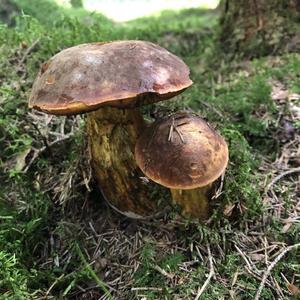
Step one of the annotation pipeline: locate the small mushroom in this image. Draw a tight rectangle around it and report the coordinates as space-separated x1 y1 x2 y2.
29 41 192 218
134 112 229 219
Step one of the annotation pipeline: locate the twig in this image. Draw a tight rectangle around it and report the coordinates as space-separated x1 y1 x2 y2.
194 245 214 300
168 117 175 142
131 287 163 291
212 172 225 199
45 274 64 297
198 100 224 118
266 167 300 192
235 245 254 271
271 276 285 299
174 126 185 143
23 134 73 172
75 243 116 300
28 119 53 157
235 244 274 289
17 38 40 68
152 265 174 280
254 243 300 300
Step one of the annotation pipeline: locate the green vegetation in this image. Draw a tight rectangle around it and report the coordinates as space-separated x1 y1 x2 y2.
0 1 299 299
11 0 111 26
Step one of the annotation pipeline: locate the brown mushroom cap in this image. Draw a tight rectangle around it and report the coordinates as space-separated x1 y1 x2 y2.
135 113 229 189
29 41 193 115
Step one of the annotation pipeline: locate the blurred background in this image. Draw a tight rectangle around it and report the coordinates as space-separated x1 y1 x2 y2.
57 0 219 21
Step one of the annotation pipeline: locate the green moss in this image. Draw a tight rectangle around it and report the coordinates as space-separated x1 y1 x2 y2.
0 2 299 299
0 251 34 299
11 0 112 26
133 244 185 298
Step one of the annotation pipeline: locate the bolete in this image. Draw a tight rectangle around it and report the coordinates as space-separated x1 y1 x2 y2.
134 112 228 219
29 41 192 218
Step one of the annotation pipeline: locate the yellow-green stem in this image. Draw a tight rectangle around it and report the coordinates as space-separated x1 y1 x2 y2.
171 184 213 220
87 106 166 218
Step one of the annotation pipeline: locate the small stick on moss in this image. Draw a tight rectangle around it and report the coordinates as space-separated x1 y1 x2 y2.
266 167 300 192
254 243 300 300
194 244 214 300
152 265 174 280
234 245 254 270
27 119 53 157
131 287 163 291
23 133 73 172
212 172 225 200
75 243 116 300
17 38 40 69
198 100 224 118
45 274 64 297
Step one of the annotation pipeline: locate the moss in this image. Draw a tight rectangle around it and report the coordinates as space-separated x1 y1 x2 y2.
11 0 112 26
0 2 299 299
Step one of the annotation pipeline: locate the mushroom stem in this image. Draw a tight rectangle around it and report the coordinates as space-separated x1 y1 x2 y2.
170 184 213 220
86 106 165 218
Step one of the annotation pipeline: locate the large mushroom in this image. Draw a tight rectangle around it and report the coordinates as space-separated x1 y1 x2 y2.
135 112 229 219
29 41 192 218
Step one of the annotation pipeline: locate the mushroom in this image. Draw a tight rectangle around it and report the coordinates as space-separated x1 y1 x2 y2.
29 41 192 218
134 112 229 219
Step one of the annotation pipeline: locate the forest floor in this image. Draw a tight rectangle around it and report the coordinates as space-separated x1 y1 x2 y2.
0 1 299 299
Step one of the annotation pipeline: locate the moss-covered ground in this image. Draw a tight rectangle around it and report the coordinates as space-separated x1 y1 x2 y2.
0 1 299 299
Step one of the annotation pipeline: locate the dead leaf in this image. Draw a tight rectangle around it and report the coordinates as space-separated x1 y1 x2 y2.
239 202 248 213
223 203 235 217
287 283 300 295
288 93 300 101
282 222 292 233
229 289 236 299
290 103 300 119
271 88 289 101
14 147 32 172
249 253 265 261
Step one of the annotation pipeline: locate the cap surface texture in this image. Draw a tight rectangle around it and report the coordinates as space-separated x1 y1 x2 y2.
29 41 193 115
135 113 229 189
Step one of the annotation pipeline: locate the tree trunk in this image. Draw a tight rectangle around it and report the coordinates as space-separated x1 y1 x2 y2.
220 0 300 57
